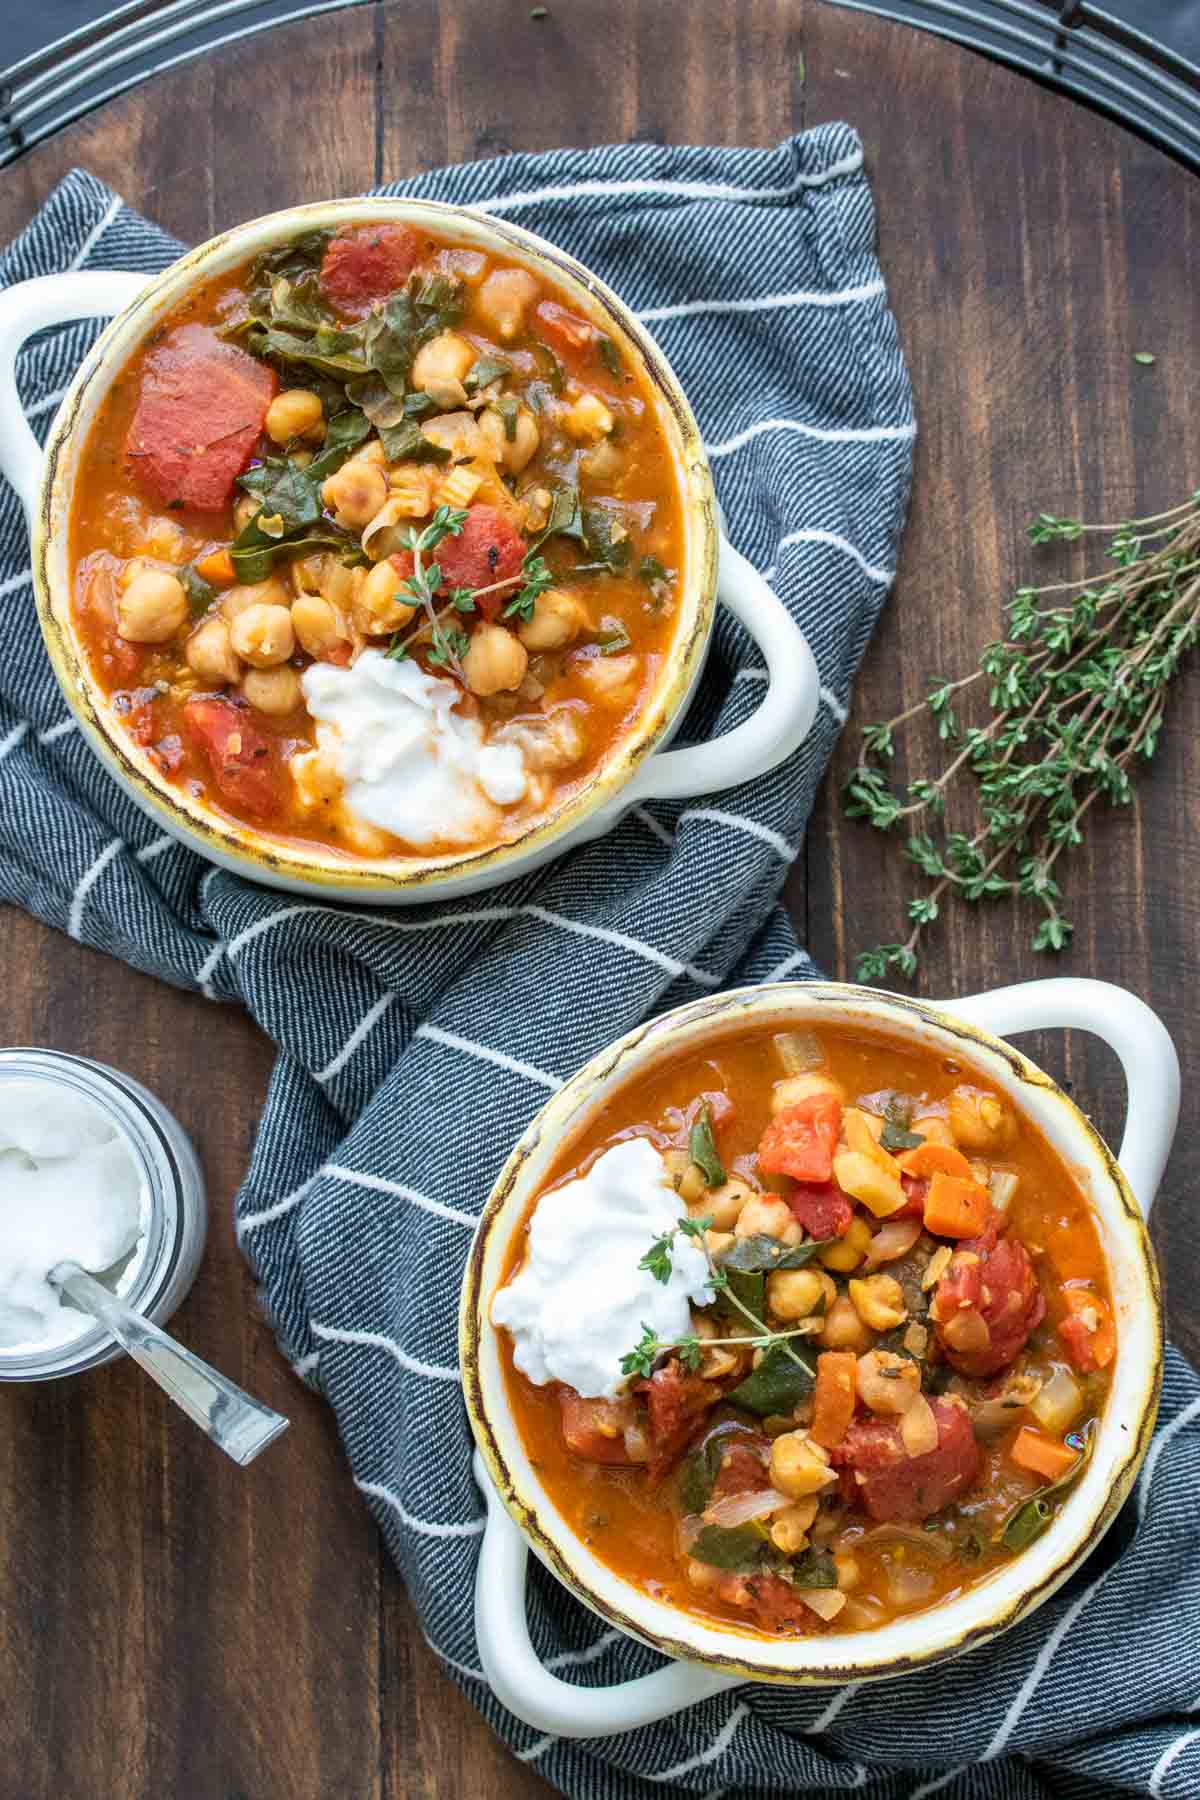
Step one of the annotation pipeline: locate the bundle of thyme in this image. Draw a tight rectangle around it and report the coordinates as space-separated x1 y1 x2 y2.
844 492 1200 981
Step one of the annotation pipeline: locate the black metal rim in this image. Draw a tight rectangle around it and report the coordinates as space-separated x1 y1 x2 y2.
2 0 1199 171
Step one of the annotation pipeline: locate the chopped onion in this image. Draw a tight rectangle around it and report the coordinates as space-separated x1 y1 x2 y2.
678 1514 704 1553
900 1393 939 1457
863 1218 923 1269
886 1564 936 1609
703 1488 789 1529
989 1170 1019 1212
859 1522 952 1561
941 1306 990 1354
773 1030 825 1075
1030 1366 1083 1435
970 1373 1041 1440
624 1419 651 1464
799 1588 847 1621
922 1245 952 1291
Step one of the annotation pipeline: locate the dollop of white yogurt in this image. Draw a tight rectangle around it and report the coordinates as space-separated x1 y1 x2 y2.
0 1081 147 1352
491 1138 714 1400
300 650 528 849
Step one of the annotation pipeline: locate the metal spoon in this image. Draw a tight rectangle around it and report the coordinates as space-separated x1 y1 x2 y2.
53 1262 289 1466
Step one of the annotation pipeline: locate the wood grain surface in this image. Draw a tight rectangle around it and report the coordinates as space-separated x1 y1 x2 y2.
1 3 1196 1794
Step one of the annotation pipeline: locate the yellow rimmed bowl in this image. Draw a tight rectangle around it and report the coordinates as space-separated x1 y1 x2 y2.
459 977 1174 1735
0 201 818 902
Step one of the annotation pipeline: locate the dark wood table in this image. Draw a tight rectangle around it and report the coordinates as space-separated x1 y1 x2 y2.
1 4 1197 1794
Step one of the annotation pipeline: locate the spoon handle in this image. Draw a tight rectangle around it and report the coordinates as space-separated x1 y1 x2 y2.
58 1265 289 1465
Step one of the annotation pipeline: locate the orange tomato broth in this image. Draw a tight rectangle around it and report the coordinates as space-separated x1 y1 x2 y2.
68 224 686 859
497 1022 1113 1639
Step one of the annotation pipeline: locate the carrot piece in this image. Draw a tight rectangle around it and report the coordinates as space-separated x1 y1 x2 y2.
194 547 235 586
811 1351 858 1449
897 1141 975 1181
1010 1425 1079 1482
922 1170 991 1238
1058 1288 1116 1371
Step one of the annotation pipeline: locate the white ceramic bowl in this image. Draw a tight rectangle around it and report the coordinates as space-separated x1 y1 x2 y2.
460 977 1176 1735
0 202 818 902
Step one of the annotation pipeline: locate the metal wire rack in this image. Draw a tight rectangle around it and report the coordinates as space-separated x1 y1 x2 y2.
2 0 1199 171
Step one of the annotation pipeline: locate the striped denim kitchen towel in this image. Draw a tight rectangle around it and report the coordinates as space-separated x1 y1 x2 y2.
2 129 1196 1800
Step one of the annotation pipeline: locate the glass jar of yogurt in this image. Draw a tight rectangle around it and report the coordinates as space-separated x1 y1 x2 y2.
0 1048 206 1381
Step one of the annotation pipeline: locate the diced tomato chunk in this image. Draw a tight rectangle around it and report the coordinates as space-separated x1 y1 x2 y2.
640 1358 719 1485
125 324 277 513
787 1181 853 1238
708 1438 771 1504
319 224 421 317
758 1094 842 1184
559 1390 637 1465
832 1398 979 1522
182 697 282 820
712 1568 819 1632
895 1174 928 1219
534 299 596 355
932 1221 1045 1379
1057 1288 1115 1372
389 505 526 615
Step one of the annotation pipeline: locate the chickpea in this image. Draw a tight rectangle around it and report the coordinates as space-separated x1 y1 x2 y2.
703 1228 735 1260
222 579 290 622
229 603 295 668
464 622 528 697
662 1146 707 1205
856 1349 921 1416
735 1194 802 1246
265 387 324 445
771 1071 847 1116
479 404 541 474
818 1216 874 1275
848 1273 907 1332
242 665 302 715
233 494 260 532
685 1558 723 1595
185 615 240 684
517 588 588 653
322 460 388 529
355 558 417 635
702 1177 755 1232
477 267 539 341
291 594 343 660
819 1294 873 1353
411 331 476 406
115 569 188 644
767 1267 836 1323
770 1498 819 1554
948 1085 1017 1153
355 438 389 468
770 1432 837 1500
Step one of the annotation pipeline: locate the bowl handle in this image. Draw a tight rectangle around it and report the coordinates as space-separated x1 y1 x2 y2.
936 977 1179 1219
471 1451 740 1736
618 536 820 806
0 271 149 526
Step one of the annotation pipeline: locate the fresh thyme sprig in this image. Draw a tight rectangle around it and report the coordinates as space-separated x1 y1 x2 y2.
844 493 1200 981
386 540 554 672
621 1214 819 1379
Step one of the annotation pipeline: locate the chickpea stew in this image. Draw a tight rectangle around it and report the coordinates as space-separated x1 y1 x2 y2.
69 222 687 860
492 1024 1114 1640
